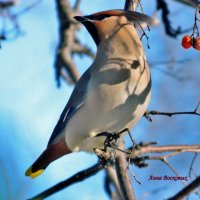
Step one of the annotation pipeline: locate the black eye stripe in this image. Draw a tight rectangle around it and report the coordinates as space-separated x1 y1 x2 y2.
84 14 111 21
81 21 100 46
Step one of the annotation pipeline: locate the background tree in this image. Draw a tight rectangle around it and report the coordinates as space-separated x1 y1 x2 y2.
0 0 200 199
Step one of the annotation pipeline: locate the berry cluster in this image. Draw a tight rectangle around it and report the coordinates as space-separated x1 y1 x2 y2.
181 5 200 51
182 35 200 50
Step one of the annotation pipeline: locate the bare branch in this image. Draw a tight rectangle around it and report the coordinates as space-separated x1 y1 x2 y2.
73 0 81 10
144 103 200 119
0 1 16 9
173 0 200 8
105 167 123 200
148 155 187 185
28 163 103 200
96 130 136 199
145 109 200 117
146 57 192 82
129 144 200 158
150 58 191 67
28 141 200 199
54 0 81 86
13 0 42 17
0 0 42 45
167 176 200 200
191 4 200 38
157 0 188 37
54 0 96 87
115 139 136 200
124 0 140 11
73 40 95 58
189 153 198 178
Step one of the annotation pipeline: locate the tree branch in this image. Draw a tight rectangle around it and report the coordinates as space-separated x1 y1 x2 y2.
54 0 94 87
28 142 200 199
124 0 140 11
0 1 16 9
105 167 123 200
167 176 200 200
115 139 136 200
173 0 200 8
54 0 80 86
28 163 103 200
129 144 200 158
157 0 185 37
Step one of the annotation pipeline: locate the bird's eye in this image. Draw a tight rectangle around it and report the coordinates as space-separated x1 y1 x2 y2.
85 14 110 21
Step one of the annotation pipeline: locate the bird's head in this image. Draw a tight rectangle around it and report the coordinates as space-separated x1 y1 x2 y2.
74 9 152 46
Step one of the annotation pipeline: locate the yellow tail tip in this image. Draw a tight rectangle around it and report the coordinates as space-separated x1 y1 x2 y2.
25 166 44 179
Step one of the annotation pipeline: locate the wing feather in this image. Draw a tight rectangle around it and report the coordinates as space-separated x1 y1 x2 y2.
47 69 91 146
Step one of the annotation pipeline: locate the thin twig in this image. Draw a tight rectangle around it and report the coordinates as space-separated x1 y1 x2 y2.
191 4 200 38
127 167 141 185
144 103 200 119
13 0 42 17
189 153 198 178
152 156 187 185
145 110 200 117
0 0 42 42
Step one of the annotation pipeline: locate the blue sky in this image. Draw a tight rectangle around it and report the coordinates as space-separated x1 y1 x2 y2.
0 0 200 200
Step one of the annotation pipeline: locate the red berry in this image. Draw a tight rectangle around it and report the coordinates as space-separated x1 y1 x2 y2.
194 37 200 50
181 35 192 49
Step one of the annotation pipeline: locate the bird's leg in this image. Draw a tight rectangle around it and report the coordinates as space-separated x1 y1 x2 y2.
95 128 134 160
94 131 117 167
96 131 113 137
117 128 136 147
143 111 153 122
94 131 124 167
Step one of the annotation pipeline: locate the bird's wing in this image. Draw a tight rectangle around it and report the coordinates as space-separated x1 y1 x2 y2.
47 69 91 146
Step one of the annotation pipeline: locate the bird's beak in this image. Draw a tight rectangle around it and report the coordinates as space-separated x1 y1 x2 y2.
74 16 88 22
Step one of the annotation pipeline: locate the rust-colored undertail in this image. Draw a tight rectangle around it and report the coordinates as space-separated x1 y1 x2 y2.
25 140 71 179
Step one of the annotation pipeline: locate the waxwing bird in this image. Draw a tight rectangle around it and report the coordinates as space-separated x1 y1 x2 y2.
25 9 152 179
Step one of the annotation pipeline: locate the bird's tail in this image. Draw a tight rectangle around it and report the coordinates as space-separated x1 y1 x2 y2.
25 140 71 179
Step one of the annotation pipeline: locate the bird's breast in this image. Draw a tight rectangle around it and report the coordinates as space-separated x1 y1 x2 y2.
87 59 151 130
64 59 151 152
